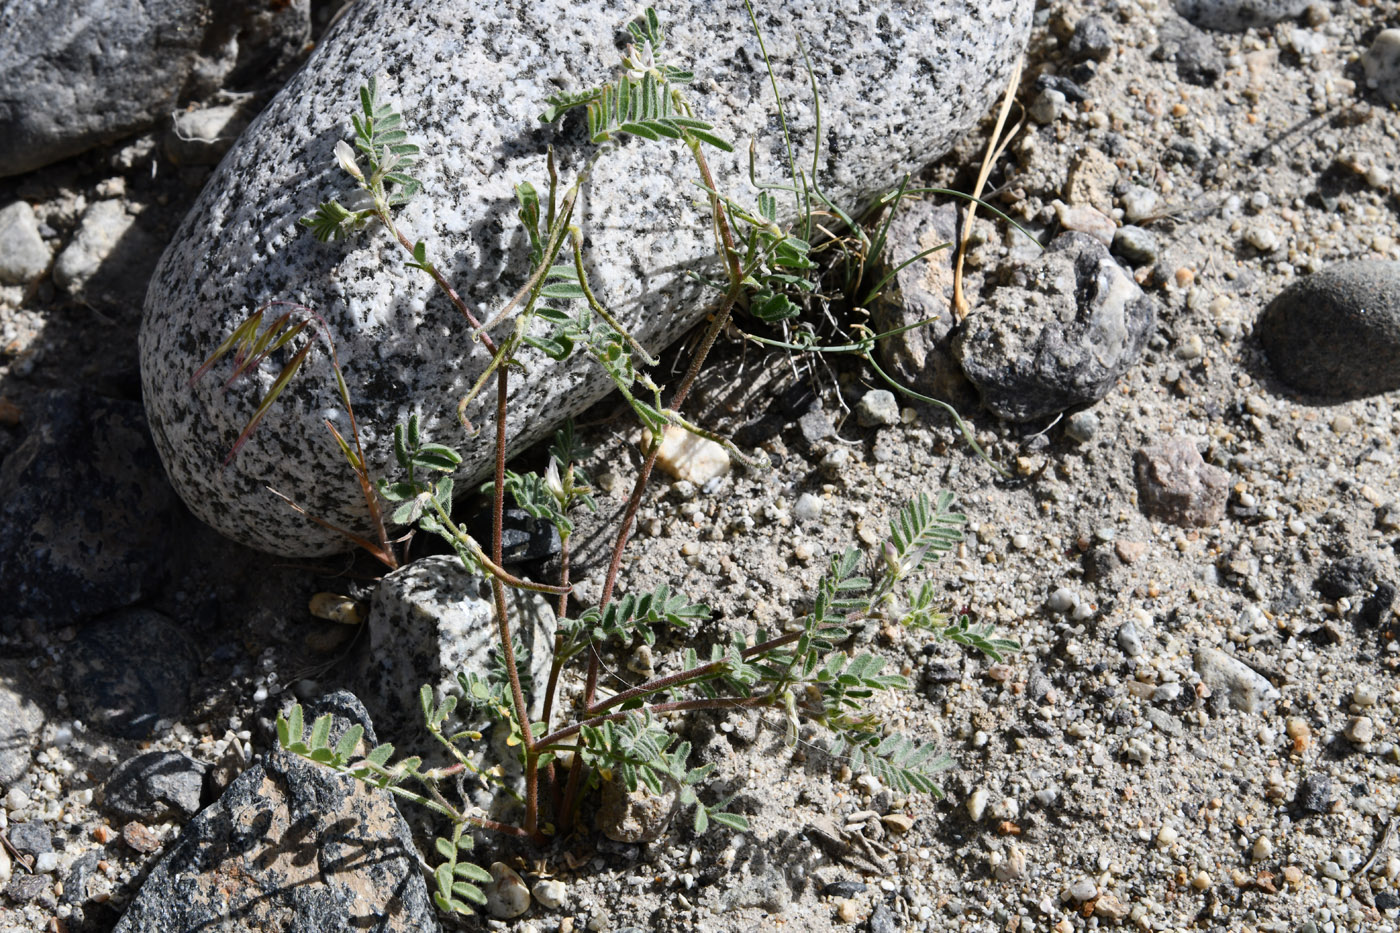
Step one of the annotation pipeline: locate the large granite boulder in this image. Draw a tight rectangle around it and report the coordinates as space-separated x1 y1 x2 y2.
141 0 1034 556
0 0 310 177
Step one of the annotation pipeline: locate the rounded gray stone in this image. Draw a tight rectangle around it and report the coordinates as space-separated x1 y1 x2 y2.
139 0 1034 557
101 751 209 822
0 202 51 284
1364 29 1400 106
1257 260 1400 398
1173 0 1311 32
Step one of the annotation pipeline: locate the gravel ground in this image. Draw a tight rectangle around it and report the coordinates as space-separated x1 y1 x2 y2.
2 1 1400 932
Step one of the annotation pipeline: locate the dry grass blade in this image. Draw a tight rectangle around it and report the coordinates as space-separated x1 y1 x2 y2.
953 54 1025 321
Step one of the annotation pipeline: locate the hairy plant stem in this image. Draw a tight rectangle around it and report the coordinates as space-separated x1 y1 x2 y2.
561 139 747 828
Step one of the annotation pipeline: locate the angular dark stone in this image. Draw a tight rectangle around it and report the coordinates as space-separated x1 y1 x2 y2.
1067 15 1114 62
8 820 52 856
1315 556 1378 600
869 902 900 933
112 692 439 933
102 751 209 822
824 880 868 898
954 233 1156 422
1154 17 1225 87
1296 773 1334 814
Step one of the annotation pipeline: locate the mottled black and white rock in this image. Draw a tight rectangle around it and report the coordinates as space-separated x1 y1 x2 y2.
1173 0 1310 32
358 556 556 738
113 692 439 933
139 0 1034 557
953 233 1156 422
1134 437 1229 527
1067 15 1114 63
0 391 179 635
0 0 310 177
101 752 208 822
1258 261 1400 398
1295 773 1334 814
0 202 51 284
0 663 46 785
1365 30 1400 106
63 610 200 739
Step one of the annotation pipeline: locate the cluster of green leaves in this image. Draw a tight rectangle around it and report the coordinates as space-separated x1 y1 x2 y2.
566 584 711 651
579 713 747 834
540 9 731 152
302 77 423 242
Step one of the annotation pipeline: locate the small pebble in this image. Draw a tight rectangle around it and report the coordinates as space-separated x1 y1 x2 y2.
856 390 899 427
1253 836 1274 861
967 788 989 822
533 878 568 910
1345 716 1375 745
1064 410 1099 443
793 492 823 523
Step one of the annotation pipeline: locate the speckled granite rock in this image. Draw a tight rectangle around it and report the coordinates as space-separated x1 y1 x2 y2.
1173 0 1311 33
140 0 1033 556
358 555 556 739
953 233 1157 422
113 691 438 933
0 0 310 177
1257 260 1400 398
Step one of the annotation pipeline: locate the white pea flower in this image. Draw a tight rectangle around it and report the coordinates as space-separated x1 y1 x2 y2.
544 458 567 504
334 139 364 181
622 40 656 80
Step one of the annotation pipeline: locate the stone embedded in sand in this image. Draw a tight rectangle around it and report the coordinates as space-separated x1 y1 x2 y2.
1133 437 1229 527
650 425 731 486
1257 260 1400 398
954 233 1157 422
139 0 1035 557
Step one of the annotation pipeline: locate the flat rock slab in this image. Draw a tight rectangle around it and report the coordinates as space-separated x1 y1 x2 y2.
113 692 438 933
140 0 1033 557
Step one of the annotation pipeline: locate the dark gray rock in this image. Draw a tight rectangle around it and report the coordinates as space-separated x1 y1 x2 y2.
63 609 199 739
1134 438 1229 527
0 391 180 635
953 233 1156 422
102 752 209 821
823 880 868 898
1154 17 1225 87
0 662 46 785
1173 0 1310 32
358 556 555 739
1067 15 1114 63
1295 773 1333 813
1257 261 1400 398
140 0 1035 557
9 821 52 857
112 691 439 933
868 902 900 933
1315 556 1378 600
0 201 51 284
0 0 311 177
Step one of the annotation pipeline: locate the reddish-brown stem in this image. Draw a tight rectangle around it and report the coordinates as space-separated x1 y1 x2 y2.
466 814 534 838
584 141 744 712
382 215 499 356
540 695 774 750
487 366 538 836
